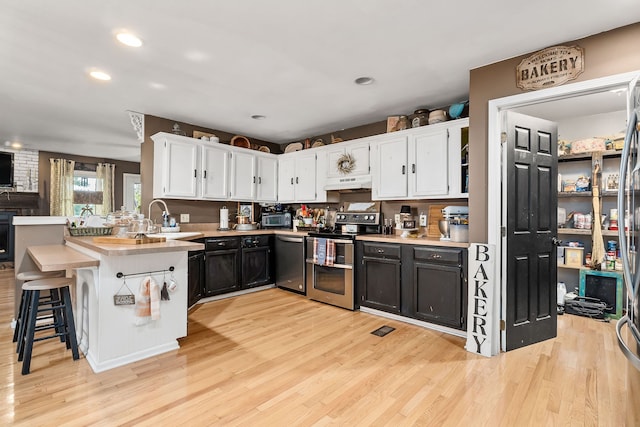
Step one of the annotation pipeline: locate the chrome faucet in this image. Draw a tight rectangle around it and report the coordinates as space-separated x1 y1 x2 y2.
148 199 170 223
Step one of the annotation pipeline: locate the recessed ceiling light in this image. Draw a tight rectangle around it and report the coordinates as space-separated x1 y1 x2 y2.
251 115 266 120
354 76 374 85
116 31 143 47
89 70 111 81
9 141 22 149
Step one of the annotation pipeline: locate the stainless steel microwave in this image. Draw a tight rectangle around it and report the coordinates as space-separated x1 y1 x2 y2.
261 212 292 229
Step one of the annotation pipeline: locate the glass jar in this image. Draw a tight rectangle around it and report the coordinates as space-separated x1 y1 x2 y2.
411 109 429 128
397 115 409 131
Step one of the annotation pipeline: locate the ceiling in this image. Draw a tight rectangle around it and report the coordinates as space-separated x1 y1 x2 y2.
1 1 639 163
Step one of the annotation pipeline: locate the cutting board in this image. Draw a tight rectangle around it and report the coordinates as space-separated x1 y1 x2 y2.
93 236 167 245
427 205 448 238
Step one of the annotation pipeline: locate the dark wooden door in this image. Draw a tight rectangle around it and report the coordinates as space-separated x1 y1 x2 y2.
188 251 204 306
204 248 240 296
241 245 272 289
413 262 464 329
362 256 402 313
505 111 558 351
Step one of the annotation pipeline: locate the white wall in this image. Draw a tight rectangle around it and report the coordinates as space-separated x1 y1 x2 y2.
558 110 626 142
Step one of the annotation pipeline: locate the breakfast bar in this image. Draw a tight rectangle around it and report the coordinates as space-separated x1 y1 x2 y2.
28 236 204 373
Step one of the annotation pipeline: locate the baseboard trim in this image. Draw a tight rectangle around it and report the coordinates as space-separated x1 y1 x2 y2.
359 306 467 339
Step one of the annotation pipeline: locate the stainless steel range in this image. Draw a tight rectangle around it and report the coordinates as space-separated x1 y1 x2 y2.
305 203 381 310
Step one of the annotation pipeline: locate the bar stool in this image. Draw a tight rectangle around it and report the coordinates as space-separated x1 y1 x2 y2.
13 270 65 345
18 277 79 375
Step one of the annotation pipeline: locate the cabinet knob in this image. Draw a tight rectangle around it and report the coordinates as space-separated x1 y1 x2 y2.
402 165 406 175
412 164 416 173
377 249 384 254
431 254 441 259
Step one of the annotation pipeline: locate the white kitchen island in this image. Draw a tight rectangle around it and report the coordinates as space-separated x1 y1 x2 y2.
55 236 203 373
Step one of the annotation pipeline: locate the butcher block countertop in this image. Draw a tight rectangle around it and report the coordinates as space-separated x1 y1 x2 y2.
27 244 101 271
162 223 469 248
355 234 470 248
65 235 204 256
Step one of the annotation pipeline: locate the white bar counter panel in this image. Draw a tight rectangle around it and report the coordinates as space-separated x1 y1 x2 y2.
65 236 204 373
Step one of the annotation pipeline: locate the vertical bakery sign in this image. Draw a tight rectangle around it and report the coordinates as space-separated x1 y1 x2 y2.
516 45 584 91
466 243 498 357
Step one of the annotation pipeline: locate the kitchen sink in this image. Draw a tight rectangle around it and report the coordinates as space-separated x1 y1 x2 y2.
151 232 202 240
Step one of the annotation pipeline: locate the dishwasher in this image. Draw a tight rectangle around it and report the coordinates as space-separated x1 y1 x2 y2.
275 235 305 294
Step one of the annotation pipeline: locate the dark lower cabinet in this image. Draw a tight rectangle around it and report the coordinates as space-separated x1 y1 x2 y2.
204 237 241 297
187 235 275 305
188 250 204 307
358 242 402 314
406 246 467 330
241 235 273 289
357 241 467 330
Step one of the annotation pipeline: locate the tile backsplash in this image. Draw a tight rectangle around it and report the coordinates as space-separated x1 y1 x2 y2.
0 148 38 192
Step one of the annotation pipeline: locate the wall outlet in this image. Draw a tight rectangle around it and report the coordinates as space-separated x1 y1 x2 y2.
180 213 190 223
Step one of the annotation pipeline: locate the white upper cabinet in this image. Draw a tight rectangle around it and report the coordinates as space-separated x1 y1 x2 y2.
408 129 448 197
229 149 257 201
152 132 278 202
371 118 468 200
152 135 199 199
326 141 370 178
201 144 230 199
278 150 320 203
373 135 408 199
256 153 278 202
152 119 468 204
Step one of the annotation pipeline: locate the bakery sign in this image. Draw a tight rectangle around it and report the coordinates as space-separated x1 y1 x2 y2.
516 45 584 91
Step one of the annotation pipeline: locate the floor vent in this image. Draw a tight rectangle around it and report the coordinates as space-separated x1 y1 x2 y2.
371 325 395 337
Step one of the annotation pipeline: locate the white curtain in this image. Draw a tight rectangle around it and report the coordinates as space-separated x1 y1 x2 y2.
49 158 75 216
96 163 115 215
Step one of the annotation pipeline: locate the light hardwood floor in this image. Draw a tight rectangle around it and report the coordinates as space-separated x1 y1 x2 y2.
0 269 635 426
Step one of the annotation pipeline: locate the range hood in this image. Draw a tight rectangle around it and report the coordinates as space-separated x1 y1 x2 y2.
324 174 372 191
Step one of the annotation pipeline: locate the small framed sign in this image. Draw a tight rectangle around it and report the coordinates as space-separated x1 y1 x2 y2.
114 294 135 305
516 45 584 91
403 220 416 229
114 280 136 305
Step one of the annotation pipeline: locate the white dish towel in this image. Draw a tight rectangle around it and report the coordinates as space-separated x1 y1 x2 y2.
134 276 160 326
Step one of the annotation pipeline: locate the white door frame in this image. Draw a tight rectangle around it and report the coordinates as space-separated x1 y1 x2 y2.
122 173 141 213
487 70 638 351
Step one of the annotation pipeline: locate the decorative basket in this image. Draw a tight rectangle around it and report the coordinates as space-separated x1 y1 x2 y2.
67 226 113 236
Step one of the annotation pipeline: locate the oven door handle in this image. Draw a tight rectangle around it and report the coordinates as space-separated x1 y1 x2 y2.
305 259 353 270
277 236 304 243
310 238 354 245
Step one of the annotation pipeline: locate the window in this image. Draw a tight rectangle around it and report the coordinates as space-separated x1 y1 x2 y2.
73 170 103 216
